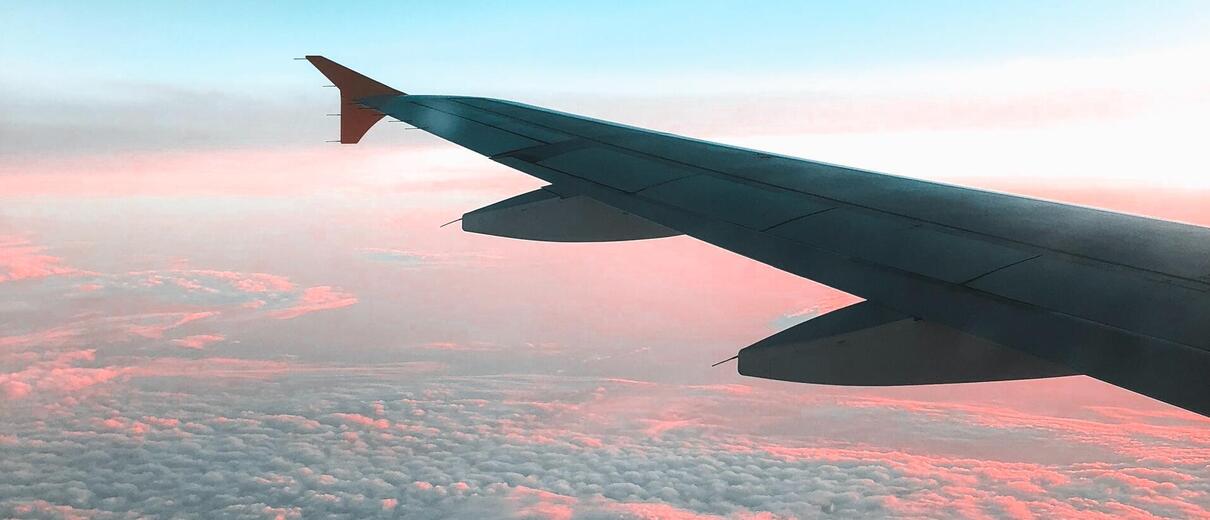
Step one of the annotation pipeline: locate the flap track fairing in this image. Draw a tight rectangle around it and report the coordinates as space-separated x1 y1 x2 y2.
462 187 681 242
738 301 1077 386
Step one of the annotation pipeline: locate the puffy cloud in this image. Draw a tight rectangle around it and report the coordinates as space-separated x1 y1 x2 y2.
1 370 1207 519
328 413 391 430
0 349 129 400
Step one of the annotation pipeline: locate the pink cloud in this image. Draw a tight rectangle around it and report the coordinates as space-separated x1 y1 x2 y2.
262 414 323 431
9 500 102 520
0 349 129 400
0 324 84 350
97 417 152 435
687 384 755 396
835 394 1210 464
486 374 1210 484
126 311 218 339
510 486 576 520
129 269 295 295
268 285 358 320
604 502 737 520
186 270 295 293
0 380 32 399
750 444 1208 518
0 263 364 365
330 413 391 430
0 348 307 403
0 235 81 282
572 435 604 448
643 417 703 438
0 311 223 352
170 334 225 350
140 416 181 428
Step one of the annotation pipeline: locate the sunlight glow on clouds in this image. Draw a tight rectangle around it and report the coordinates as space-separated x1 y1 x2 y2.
2 370 1207 518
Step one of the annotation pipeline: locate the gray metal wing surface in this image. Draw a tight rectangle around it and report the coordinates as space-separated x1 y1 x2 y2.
306 56 1210 418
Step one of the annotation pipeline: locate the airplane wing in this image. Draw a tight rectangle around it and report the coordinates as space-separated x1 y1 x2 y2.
305 56 1210 417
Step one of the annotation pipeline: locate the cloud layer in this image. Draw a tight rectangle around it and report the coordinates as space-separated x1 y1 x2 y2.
2 367 1208 519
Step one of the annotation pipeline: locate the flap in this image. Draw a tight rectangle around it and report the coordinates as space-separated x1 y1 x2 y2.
739 301 1077 386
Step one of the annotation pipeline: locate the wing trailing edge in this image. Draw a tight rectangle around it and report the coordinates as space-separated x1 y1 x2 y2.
739 301 1077 386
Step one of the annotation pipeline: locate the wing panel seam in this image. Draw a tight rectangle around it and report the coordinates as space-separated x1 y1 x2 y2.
392 99 569 145
450 98 1209 289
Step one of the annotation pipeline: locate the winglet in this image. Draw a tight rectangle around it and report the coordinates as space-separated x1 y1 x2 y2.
304 55 404 144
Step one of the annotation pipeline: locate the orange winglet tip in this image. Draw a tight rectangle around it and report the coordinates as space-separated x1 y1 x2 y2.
304 55 405 144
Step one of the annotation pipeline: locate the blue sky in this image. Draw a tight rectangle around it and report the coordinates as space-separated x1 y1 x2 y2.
5 1 1210 94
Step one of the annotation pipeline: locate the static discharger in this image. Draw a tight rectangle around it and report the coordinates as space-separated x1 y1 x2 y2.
711 354 739 367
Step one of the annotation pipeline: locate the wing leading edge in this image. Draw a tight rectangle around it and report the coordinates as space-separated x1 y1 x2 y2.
305 56 1210 418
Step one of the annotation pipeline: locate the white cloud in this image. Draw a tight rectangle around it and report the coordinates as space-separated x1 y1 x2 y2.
2 369 1207 519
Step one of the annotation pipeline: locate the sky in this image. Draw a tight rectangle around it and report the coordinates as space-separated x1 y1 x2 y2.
2 2 1210 519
